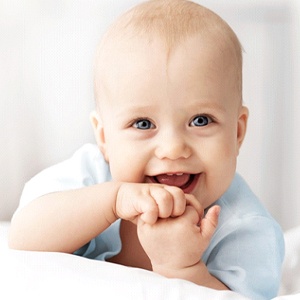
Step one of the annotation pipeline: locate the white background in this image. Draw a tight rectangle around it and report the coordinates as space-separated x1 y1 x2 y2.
0 0 299 230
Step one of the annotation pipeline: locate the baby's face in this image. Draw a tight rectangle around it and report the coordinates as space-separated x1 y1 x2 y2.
93 35 248 209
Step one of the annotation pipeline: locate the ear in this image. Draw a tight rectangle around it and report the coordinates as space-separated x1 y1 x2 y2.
90 111 109 162
236 106 249 155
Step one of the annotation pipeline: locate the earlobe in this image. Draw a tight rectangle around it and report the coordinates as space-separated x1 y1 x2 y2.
236 106 249 155
90 111 109 162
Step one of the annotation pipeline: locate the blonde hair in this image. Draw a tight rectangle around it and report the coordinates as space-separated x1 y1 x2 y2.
95 0 243 106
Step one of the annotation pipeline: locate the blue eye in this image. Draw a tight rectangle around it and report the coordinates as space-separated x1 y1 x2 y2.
190 115 212 127
133 119 154 130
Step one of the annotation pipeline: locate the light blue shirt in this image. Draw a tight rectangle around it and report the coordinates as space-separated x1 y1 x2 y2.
18 144 284 300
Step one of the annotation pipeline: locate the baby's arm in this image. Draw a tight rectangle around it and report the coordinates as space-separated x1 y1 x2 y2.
137 204 229 290
9 182 122 252
9 182 190 253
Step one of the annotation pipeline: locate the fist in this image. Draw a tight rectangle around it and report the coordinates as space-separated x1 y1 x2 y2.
115 183 201 224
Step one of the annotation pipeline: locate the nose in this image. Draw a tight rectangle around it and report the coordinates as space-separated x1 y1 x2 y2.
154 132 192 160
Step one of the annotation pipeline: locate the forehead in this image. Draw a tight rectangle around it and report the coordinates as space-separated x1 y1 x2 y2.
97 32 240 99
95 34 241 119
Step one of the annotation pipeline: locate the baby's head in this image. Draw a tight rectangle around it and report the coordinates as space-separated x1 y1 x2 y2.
92 0 248 208
94 0 243 112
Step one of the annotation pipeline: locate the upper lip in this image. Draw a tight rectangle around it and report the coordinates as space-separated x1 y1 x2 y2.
148 172 199 177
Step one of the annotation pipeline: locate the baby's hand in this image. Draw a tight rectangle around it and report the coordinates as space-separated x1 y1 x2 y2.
115 183 201 225
137 204 220 271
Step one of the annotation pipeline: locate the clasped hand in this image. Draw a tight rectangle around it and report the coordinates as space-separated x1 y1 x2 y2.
116 183 220 272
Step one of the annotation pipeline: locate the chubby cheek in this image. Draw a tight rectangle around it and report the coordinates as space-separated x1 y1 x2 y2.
204 130 238 167
205 145 236 183
105 140 147 183
199 137 238 206
105 147 130 181
216 138 237 180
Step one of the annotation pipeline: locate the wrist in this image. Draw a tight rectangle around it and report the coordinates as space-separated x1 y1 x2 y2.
98 181 122 224
152 261 228 290
152 260 204 282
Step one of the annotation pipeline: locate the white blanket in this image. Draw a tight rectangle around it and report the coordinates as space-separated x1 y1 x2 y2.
0 222 299 300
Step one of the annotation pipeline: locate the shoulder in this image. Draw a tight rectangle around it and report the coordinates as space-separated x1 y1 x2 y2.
216 173 272 219
27 143 111 187
213 173 284 249
203 174 285 298
67 143 111 182
17 144 111 210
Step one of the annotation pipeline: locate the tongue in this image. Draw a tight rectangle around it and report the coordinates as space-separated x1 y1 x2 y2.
155 174 190 187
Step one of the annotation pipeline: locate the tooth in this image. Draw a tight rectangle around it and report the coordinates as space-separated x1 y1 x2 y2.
176 173 183 176
166 173 174 176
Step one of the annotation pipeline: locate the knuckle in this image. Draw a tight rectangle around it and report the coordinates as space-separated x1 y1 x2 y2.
151 186 172 204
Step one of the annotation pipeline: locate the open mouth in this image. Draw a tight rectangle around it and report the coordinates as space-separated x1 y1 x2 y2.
149 173 200 193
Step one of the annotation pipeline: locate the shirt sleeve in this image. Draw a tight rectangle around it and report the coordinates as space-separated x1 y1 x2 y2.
15 144 111 213
15 143 120 260
205 215 285 300
74 219 122 261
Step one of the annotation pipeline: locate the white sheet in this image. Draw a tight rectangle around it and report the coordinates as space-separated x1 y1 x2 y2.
0 222 299 300
280 226 300 295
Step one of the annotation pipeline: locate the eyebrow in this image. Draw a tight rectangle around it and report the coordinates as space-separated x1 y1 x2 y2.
183 99 228 113
115 104 157 118
114 98 227 118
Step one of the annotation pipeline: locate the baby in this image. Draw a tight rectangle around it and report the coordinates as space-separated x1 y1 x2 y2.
9 1 284 299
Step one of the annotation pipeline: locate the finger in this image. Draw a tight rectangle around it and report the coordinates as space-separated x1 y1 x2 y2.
162 185 186 217
140 209 158 225
149 186 173 218
184 194 203 220
135 195 159 225
182 205 201 225
200 205 220 240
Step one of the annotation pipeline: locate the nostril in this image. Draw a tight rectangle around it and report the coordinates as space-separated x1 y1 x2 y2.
155 141 192 160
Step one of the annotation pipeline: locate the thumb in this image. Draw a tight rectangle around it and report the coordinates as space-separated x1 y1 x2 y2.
200 205 220 240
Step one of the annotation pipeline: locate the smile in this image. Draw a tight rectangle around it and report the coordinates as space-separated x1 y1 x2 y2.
149 173 200 194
